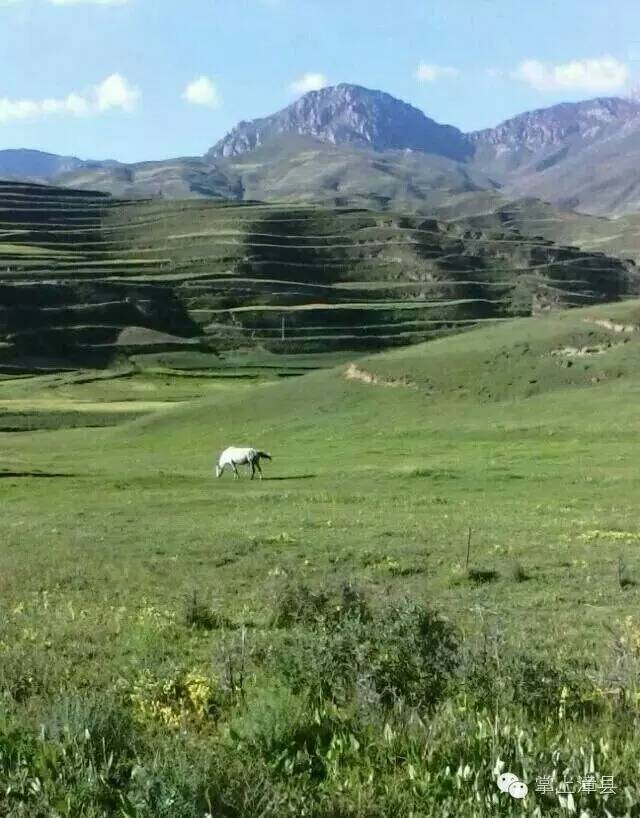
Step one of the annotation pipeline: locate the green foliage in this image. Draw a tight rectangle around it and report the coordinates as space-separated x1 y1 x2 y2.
183 590 233 631
275 596 459 711
0 610 638 817
270 580 332 628
271 580 372 629
466 567 499 584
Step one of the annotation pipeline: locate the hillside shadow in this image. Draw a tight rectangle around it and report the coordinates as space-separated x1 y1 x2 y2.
0 471 77 479
263 474 316 481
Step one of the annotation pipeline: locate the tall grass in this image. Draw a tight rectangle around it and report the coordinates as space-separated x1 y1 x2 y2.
0 583 638 816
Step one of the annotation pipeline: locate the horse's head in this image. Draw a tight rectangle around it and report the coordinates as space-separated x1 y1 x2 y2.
215 464 222 478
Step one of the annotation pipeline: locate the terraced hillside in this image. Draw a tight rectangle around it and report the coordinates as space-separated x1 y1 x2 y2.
0 180 637 371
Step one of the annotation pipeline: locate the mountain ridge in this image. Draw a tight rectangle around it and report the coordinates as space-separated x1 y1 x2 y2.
7 83 640 217
0 148 120 181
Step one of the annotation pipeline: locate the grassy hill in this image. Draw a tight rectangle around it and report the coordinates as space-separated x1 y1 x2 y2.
3 299 640 814
51 135 640 270
57 136 640 267
445 197 640 265
0 179 637 373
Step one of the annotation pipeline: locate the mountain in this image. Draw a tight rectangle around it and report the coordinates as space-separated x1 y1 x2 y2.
208 84 472 162
213 134 499 208
206 86 640 216
9 84 640 222
0 148 116 181
471 97 640 215
472 97 640 159
55 156 243 200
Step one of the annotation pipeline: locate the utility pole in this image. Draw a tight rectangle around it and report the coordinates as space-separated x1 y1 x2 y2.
281 316 285 341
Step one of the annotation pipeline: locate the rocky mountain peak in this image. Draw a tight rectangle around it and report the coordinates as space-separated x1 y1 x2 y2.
207 83 472 161
471 96 640 153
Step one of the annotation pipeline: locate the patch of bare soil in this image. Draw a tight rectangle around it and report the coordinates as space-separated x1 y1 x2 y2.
344 363 416 388
551 343 624 358
584 318 637 334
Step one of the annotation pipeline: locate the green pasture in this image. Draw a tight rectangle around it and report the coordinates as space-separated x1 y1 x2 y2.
3 300 640 816
3 300 640 647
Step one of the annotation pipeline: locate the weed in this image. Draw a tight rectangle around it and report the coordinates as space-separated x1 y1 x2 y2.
270 580 331 628
184 590 233 630
511 562 529 582
130 667 220 728
467 567 499 584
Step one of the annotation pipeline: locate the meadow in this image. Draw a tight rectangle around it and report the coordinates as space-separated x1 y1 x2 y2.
3 300 640 816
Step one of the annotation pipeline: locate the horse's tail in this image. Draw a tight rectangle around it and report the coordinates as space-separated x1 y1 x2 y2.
257 451 272 461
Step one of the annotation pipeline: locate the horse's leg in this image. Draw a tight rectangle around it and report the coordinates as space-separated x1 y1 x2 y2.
250 461 256 480
256 460 263 480
232 461 239 479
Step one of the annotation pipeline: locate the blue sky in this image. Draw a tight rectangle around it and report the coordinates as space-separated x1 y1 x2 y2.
1 0 640 162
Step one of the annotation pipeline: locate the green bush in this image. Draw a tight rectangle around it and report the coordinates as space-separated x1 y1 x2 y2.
270 580 331 628
275 600 460 711
270 580 371 629
369 603 460 708
463 644 605 720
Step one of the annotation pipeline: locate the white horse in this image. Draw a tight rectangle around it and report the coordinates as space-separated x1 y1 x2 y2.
215 446 272 480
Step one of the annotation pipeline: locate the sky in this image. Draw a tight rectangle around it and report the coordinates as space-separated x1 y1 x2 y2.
1 0 640 163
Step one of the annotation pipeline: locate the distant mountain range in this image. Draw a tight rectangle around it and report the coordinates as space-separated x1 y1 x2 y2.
0 148 118 179
5 84 640 216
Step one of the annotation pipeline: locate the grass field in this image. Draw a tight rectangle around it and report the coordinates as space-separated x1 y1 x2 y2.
2 299 640 815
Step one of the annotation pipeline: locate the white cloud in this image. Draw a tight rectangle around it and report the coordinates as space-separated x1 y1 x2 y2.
512 56 629 93
0 74 139 123
183 76 222 108
414 62 460 83
289 72 328 94
94 73 139 111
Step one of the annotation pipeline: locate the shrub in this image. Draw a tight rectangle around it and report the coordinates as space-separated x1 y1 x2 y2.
228 685 358 783
368 603 460 709
270 580 331 628
464 647 604 720
275 601 460 712
183 591 233 630
271 579 373 630
508 654 582 717
333 581 372 623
